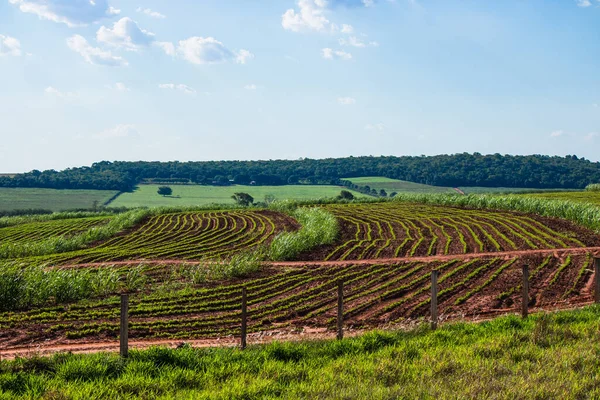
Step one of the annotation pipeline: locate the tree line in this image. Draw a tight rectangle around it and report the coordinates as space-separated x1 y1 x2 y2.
1 153 599 191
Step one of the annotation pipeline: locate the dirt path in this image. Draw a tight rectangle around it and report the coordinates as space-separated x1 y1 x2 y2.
55 246 600 269
2 301 595 360
0 327 365 360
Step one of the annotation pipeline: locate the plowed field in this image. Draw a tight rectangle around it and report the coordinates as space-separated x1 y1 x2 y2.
303 203 599 260
1 202 600 355
1 251 597 350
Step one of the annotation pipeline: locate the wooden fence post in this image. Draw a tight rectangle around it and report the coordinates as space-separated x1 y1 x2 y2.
241 287 247 350
120 294 129 358
595 258 600 304
522 265 529 319
431 270 438 330
337 281 344 340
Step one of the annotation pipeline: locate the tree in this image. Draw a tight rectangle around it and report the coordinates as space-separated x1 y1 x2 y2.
157 186 173 196
231 192 254 206
389 191 398 198
337 190 355 201
379 189 388 197
213 175 230 186
234 174 251 185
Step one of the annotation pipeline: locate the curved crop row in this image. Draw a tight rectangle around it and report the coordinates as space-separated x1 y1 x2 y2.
308 202 596 261
0 253 594 346
28 210 296 265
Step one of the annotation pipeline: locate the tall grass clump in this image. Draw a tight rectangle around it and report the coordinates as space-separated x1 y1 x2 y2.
389 193 600 233
0 208 151 260
585 183 600 192
182 251 265 283
0 264 121 311
269 207 339 261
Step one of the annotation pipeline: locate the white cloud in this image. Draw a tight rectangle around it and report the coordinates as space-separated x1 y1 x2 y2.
97 17 155 51
550 130 565 137
365 123 385 131
136 7 166 19
282 0 333 32
107 82 130 91
244 84 258 90
159 83 196 95
341 24 354 33
235 49 254 64
177 37 252 65
155 41 175 56
363 0 375 6
0 34 22 56
8 0 116 27
321 48 352 60
67 34 128 66
577 0 592 7
44 86 77 98
95 124 138 139
338 96 356 105
339 36 378 47
584 132 599 141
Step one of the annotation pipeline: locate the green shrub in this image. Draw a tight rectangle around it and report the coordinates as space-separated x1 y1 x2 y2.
585 183 600 192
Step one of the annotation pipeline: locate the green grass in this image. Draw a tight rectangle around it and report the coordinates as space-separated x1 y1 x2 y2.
0 188 118 212
3 306 600 399
520 191 600 206
109 184 364 208
345 177 455 194
460 187 571 194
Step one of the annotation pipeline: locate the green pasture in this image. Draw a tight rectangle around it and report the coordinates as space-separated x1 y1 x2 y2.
461 187 572 194
520 191 600 206
0 188 119 212
3 306 600 399
344 177 455 194
109 184 364 208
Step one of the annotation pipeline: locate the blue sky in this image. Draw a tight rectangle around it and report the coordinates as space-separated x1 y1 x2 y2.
0 0 599 172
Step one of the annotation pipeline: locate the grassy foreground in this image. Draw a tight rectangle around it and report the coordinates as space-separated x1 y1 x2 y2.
0 188 119 212
3 307 600 399
110 185 364 208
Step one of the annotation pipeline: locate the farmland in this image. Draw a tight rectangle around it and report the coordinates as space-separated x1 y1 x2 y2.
1 250 596 350
521 191 600 206
0 196 599 356
344 177 454 194
109 184 365 208
28 210 299 265
343 177 564 195
305 202 597 260
0 188 118 212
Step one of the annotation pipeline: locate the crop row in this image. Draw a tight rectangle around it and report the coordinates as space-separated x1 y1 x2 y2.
29 210 295 265
0 253 593 346
0 216 110 244
315 203 589 260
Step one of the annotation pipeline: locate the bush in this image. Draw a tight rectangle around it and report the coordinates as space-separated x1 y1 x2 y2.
585 184 600 192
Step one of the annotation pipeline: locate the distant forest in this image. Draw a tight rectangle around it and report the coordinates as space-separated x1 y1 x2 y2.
1 153 599 191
